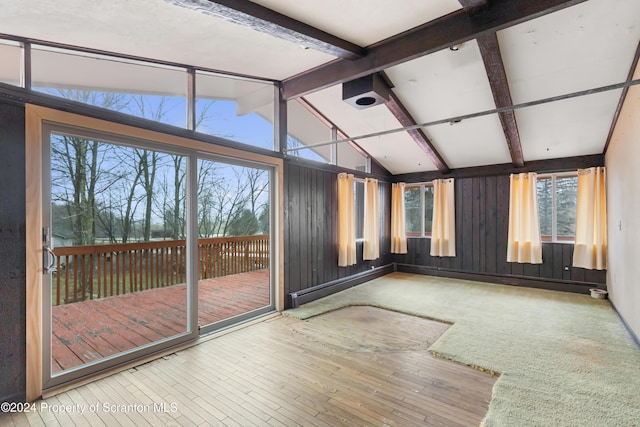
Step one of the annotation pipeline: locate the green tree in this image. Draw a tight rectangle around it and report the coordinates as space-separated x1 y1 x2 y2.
228 208 259 236
258 204 269 234
556 176 577 237
405 187 422 234
537 178 553 237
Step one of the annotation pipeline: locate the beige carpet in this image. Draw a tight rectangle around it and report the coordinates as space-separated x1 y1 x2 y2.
285 272 640 426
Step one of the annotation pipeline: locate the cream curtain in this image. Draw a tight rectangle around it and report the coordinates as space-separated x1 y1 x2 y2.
573 167 607 270
363 178 380 260
507 172 542 264
430 178 456 257
337 173 356 266
391 182 408 254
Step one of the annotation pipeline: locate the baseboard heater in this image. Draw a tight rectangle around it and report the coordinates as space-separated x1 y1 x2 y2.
395 263 607 294
289 264 394 308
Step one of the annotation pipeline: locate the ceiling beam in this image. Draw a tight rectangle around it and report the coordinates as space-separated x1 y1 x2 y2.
476 33 524 167
603 39 640 154
385 92 450 172
393 154 603 183
458 0 490 15
282 0 587 99
164 0 365 59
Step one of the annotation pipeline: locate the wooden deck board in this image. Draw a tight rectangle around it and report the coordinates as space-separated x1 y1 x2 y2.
50 269 270 373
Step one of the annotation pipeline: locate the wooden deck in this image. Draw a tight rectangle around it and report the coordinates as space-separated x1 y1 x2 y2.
51 269 270 373
7 306 496 426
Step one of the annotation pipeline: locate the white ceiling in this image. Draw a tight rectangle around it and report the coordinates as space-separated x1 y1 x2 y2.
386 39 513 169
1 0 639 175
253 0 463 47
0 0 334 80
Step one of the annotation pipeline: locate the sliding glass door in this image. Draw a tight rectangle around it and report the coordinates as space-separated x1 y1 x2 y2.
196 158 273 333
42 126 195 387
42 123 275 388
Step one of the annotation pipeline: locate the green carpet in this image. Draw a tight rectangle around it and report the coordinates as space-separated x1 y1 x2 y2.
285 272 640 426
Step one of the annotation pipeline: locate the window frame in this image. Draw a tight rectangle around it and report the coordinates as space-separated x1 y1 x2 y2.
404 182 434 238
537 171 578 244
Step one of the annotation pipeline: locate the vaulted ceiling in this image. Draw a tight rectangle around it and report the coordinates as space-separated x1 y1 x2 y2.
1 0 639 175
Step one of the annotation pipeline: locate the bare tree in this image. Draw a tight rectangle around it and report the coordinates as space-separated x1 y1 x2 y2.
246 168 269 216
137 149 160 241
48 89 130 246
173 156 185 239
50 135 113 245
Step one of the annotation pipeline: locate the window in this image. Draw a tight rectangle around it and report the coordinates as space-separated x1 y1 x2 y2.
32 46 188 128
285 100 370 172
286 99 332 163
196 71 276 150
537 172 577 242
337 137 369 172
0 40 22 87
404 183 434 237
4 39 277 150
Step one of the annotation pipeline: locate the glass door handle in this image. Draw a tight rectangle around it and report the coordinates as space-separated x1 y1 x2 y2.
43 246 57 274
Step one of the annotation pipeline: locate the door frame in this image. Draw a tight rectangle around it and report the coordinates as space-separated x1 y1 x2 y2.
25 104 284 400
195 154 277 335
41 123 201 390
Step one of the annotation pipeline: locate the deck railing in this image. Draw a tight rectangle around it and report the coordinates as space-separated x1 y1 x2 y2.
51 235 269 305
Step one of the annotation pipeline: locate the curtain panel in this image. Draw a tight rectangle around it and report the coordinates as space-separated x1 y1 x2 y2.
507 172 542 264
391 182 407 254
573 167 607 270
430 178 456 257
363 178 380 260
337 173 356 266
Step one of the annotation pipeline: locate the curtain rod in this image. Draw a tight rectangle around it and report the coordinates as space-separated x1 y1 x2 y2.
284 78 640 153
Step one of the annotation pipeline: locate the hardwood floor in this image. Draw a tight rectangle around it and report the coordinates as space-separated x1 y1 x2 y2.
4 306 496 426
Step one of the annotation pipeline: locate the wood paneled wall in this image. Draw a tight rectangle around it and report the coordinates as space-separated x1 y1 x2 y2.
393 175 606 288
283 161 392 307
0 101 26 403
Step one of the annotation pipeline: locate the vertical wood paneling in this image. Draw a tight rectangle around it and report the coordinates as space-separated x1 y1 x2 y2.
0 102 26 403
453 180 464 271
571 264 585 283
562 245 572 281
495 175 511 275
511 261 524 276
478 177 486 272
325 171 337 281
302 166 311 287
393 174 605 288
313 169 324 285
485 176 497 274
461 179 473 272
283 162 392 305
472 177 481 272
288 164 301 293
553 244 564 280
540 244 554 278
523 262 540 278
584 269 606 284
